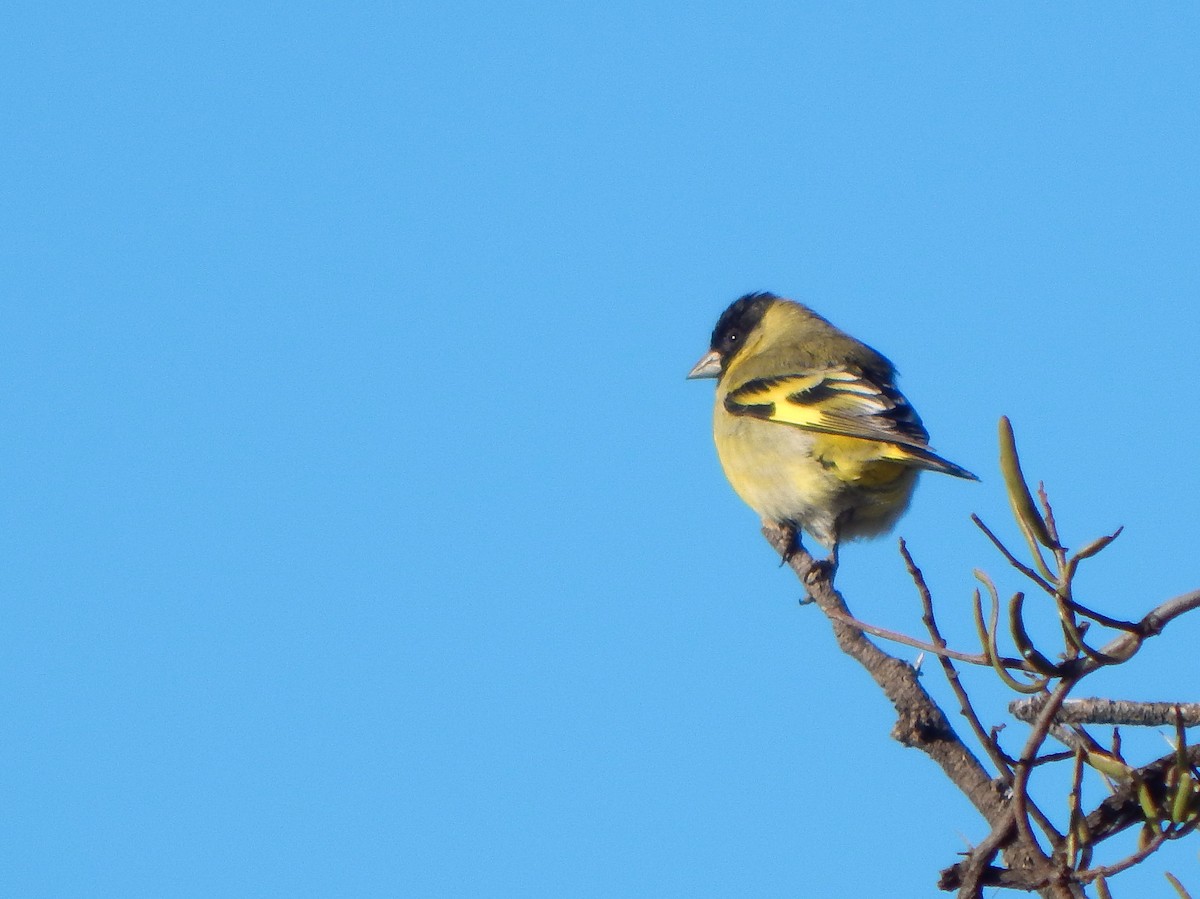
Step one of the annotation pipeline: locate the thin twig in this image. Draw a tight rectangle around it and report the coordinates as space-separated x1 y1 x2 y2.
972 514 1057 596
820 606 1025 669
1078 590 1200 673
1013 680 1077 860
1032 750 1077 766
1061 598 1138 633
902 540 1014 780
1037 483 1061 547
1077 829 1168 883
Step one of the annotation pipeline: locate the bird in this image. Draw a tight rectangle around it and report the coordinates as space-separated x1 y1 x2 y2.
687 291 977 568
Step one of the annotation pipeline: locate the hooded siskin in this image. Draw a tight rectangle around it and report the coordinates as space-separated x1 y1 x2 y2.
688 292 976 558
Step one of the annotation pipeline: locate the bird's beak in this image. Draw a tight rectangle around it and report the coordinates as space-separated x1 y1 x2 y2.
686 349 723 380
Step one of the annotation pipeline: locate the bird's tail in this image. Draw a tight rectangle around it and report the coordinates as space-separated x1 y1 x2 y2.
901 445 978 481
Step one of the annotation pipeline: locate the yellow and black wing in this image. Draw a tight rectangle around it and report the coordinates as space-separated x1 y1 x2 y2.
724 369 977 480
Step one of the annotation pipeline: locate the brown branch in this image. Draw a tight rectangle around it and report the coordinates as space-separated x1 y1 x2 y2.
1082 744 1200 845
1076 589 1200 673
1011 680 1077 863
764 526 1001 813
821 606 1026 669
762 525 1059 895
1077 830 1168 884
1060 598 1137 633
971 514 1057 596
1011 698 1200 728
904 540 1015 780
769 521 1200 897
939 820 1012 894
908 545 1066 855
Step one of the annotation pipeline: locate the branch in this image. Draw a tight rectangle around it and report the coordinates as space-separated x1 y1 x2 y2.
821 606 1025 669
939 739 1200 892
904 540 1015 779
971 514 1056 596
1010 698 1200 728
1082 744 1200 845
1077 589 1200 673
761 525 1057 893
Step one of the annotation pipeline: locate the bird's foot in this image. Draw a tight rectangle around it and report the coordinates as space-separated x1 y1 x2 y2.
798 559 831 604
802 544 839 587
804 557 835 584
775 524 801 567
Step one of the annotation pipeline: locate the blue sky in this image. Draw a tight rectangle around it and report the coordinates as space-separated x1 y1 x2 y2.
4 2 1199 896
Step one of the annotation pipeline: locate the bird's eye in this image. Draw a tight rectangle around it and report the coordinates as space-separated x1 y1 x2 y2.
727 332 739 343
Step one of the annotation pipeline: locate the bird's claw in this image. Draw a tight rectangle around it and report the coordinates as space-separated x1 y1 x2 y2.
775 523 801 567
804 557 835 585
